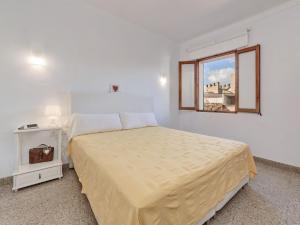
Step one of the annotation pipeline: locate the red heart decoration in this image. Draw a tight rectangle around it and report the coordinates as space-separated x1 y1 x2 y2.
112 85 119 92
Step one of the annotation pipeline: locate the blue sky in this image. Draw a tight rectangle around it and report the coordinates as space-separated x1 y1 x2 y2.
203 57 235 85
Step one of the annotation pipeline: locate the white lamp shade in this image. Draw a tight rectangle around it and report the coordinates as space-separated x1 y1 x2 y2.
45 105 62 117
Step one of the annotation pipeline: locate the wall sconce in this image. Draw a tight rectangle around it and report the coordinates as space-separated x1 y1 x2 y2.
159 76 167 86
45 105 61 127
28 53 46 68
29 56 46 66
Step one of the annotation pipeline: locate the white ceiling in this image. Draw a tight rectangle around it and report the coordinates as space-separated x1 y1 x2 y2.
86 0 289 42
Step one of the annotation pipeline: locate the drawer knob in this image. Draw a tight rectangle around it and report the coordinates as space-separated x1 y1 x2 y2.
38 173 42 179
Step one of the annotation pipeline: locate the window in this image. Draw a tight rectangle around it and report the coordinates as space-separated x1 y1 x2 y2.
179 61 197 110
237 45 260 113
199 53 236 112
179 45 260 114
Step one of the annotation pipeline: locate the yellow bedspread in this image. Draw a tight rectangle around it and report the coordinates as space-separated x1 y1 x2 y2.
68 127 256 225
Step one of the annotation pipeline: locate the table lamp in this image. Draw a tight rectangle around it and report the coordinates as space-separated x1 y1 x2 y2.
45 105 61 127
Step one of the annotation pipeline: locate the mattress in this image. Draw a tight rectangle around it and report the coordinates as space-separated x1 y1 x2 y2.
68 126 256 225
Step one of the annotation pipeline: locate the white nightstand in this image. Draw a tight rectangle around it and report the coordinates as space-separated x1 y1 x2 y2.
12 127 63 191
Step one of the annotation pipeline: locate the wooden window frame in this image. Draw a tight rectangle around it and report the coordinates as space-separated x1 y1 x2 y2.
236 45 261 114
178 45 261 114
178 60 198 110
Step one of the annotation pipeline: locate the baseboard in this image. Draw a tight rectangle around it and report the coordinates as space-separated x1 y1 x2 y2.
0 163 70 187
62 163 70 170
254 156 300 174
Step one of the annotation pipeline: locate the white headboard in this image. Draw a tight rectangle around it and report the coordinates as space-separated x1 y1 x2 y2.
70 92 153 114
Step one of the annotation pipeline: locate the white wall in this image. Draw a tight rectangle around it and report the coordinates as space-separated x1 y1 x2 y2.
174 1 300 167
0 0 177 178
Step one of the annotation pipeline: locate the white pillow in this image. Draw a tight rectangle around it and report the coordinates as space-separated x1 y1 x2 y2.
69 113 122 138
120 112 158 129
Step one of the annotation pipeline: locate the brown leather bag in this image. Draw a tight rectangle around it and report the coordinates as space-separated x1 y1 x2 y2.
29 144 54 164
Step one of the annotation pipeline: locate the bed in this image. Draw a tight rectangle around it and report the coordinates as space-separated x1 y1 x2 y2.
67 92 256 225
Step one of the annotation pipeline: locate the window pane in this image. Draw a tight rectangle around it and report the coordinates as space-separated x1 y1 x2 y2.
203 55 236 112
181 64 195 107
238 51 256 109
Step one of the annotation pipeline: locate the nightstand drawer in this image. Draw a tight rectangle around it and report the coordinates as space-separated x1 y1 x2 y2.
14 166 62 190
38 166 61 182
15 171 40 188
